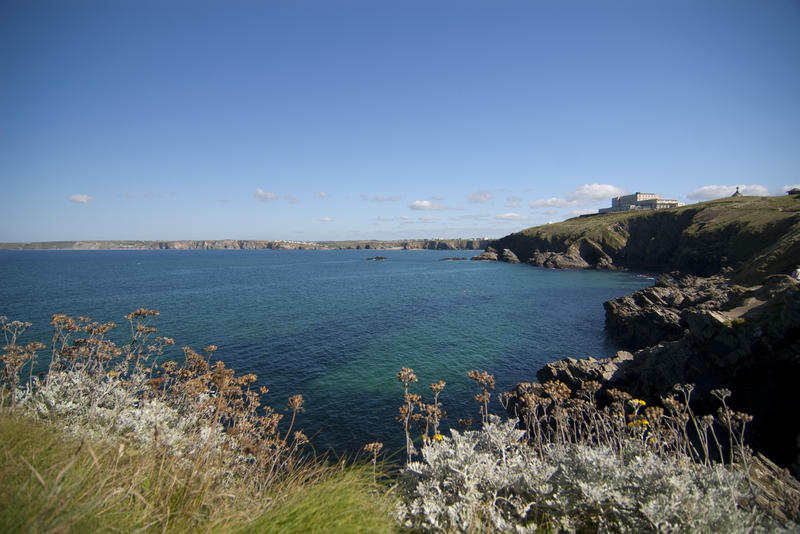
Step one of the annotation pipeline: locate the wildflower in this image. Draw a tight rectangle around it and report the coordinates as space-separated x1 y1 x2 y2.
433 433 444 441
627 419 649 428
107 370 120 378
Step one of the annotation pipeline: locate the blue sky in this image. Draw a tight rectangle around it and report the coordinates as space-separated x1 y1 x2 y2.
1 0 799 242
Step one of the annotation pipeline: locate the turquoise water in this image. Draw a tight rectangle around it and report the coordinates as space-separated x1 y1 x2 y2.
0 249 650 452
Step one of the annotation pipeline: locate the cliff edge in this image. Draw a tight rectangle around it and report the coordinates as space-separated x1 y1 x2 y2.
483 195 800 284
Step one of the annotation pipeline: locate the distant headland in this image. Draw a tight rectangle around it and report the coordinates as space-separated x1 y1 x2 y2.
0 238 491 251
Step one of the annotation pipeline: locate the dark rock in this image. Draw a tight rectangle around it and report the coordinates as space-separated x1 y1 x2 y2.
367 256 387 261
441 257 468 261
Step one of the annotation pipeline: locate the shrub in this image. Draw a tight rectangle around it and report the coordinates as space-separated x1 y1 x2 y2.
397 417 788 533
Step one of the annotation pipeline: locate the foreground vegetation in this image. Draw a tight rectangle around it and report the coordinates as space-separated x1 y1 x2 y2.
1 312 797 532
0 313 397 533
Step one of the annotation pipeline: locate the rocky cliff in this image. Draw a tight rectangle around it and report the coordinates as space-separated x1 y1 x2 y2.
551 274 800 474
490 196 800 480
483 195 800 284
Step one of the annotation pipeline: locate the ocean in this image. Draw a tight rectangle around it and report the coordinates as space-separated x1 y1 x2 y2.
0 249 650 453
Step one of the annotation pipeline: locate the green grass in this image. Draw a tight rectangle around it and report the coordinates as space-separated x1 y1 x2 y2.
0 411 399 534
239 466 398 534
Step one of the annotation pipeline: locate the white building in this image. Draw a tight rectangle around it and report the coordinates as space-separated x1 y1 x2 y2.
598 192 683 214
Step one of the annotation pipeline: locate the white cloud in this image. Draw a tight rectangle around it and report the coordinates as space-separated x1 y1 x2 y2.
468 190 493 203
70 194 93 204
284 194 300 204
494 212 529 221
529 197 577 209
431 195 444 200
255 188 278 201
686 184 769 200
566 183 625 202
316 192 330 198
409 200 446 210
782 184 800 192
527 184 623 210
319 216 333 222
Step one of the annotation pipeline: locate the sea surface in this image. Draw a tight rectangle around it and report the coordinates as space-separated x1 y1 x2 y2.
0 249 651 454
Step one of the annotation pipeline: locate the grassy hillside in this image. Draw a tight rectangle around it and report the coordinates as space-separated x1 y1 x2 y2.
0 413 397 534
490 195 800 283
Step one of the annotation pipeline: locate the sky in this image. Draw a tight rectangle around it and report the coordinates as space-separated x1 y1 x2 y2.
1 0 799 242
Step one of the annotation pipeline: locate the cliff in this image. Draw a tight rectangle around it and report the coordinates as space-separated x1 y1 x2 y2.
0 238 491 252
485 195 800 284
491 195 800 479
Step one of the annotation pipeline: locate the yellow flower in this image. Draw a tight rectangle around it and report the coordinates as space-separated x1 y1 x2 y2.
633 399 646 406
627 419 649 428
107 370 119 378
433 433 444 441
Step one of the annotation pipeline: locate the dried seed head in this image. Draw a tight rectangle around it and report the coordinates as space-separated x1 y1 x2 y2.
711 388 732 402
543 380 572 401
288 394 304 412
364 441 384 455
608 388 632 403
429 380 446 394
644 406 665 423
467 370 495 389
405 393 422 404
397 367 418 385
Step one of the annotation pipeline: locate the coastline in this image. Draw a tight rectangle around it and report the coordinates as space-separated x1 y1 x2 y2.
0 238 491 251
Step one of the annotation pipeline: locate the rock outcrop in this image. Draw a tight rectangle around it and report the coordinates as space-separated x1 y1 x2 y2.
536 351 634 389
527 275 800 478
603 273 749 350
529 249 590 270
471 247 499 261
501 249 520 264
